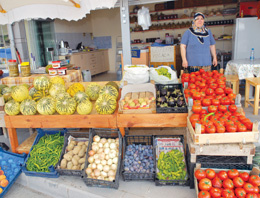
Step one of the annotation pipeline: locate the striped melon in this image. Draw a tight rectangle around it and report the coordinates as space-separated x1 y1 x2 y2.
11 85 29 102
29 87 37 97
33 76 51 91
77 99 92 115
37 97 56 115
106 81 119 91
86 83 101 101
20 99 37 115
5 100 20 116
3 93 12 103
50 76 65 85
33 91 48 102
49 84 66 97
99 85 118 99
73 91 89 104
2 87 12 95
67 83 85 97
21 84 30 89
95 95 117 115
55 92 71 100
56 97 77 115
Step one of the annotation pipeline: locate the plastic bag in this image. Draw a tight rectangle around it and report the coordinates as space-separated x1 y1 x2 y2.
121 65 150 86
150 66 178 84
138 6 151 30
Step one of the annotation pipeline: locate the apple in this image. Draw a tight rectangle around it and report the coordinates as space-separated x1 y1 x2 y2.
138 98 144 104
128 99 133 104
141 101 147 107
129 102 135 107
144 97 149 102
0 170 4 175
133 99 139 104
121 100 126 106
149 97 155 101
125 97 130 101
123 104 128 109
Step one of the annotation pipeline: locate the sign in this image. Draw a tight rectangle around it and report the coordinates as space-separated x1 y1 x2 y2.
150 46 174 62
131 49 141 58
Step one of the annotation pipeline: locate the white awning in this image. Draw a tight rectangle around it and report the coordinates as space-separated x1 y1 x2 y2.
0 0 118 25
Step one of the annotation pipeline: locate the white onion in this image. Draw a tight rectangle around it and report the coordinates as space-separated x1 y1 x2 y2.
92 142 98 145
91 163 97 169
101 160 107 166
93 135 101 142
115 138 119 142
103 165 110 173
110 143 116 150
99 153 106 160
111 139 115 143
109 152 116 159
92 144 99 152
91 172 95 178
97 148 104 154
86 168 92 175
108 176 115 181
101 171 108 178
94 169 101 177
93 154 99 160
88 164 92 168
111 164 117 171
97 176 104 180
112 157 118 165
88 156 94 163
88 150 95 156
107 159 113 166
97 164 103 171
105 155 110 160
108 170 116 177
98 142 103 148
95 159 101 164
107 138 112 143
103 142 109 148
100 138 107 144
104 148 110 155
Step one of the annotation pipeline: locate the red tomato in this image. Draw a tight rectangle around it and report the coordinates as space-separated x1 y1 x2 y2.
205 168 216 180
233 177 245 188
249 175 260 187
222 189 235 198
200 69 206 74
194 100 202 106
212 176 223 188
200 109 208 115
215 88 225 95
206 125 216 133
208 105 218 113
223 179 234 189
216 125 226 133
237 124 247 132
217 79 225 85
233 112 242 117
218 171 228 180
235 188 246 198
215 111 223 118
190 114 200 123
226 124 238 132
239 172 249 182
206 88 214 96
225 120 235 126
199 178 212 191
189 83 196 89
246 193 258 198
218 105 227 112
244 122 253 131
201 125 206 134
215 95 223 100
244 183 255 193
225 87 233 94
210 83 218 90
201 91 206 98
201 119 214 127
200 82 206 89
190 73 196 78
228 93 237 99
253 186 259 194
198 191 211 198
192 104 202 114
202 99 212 106
210 187 222 198
195 71 200 76
195 169 207 180
192 120 201 128
190 78 196 83
193 92 202 100
223 111 232 118
219 116 227 124
212 99 220 106
207 71 213 77
233 120 242 127
221 97 231 105
228 105 238 112
230 98 236 105
227 169 239 179
229 116 239 122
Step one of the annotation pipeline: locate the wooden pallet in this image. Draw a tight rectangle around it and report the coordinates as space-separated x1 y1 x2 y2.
16 132 37 154
187 128 255 164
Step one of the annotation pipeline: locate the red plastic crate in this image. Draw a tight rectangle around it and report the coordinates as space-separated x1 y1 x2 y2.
240 1 259 16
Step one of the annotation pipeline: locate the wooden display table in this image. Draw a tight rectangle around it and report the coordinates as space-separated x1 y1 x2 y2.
245 77 260 115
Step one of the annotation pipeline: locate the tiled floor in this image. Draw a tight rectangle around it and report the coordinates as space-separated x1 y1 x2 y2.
1 72 260 198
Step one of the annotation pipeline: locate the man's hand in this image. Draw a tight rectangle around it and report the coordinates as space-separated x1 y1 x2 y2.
212 58 218 67
182 60 188 68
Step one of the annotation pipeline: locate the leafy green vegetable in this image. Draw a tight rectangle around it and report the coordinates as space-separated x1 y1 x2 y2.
155 67 171 79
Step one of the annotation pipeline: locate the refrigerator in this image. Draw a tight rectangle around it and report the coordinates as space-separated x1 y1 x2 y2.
232 17 260 60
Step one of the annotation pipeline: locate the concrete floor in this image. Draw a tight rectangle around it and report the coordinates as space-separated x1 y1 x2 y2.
1 71 260 198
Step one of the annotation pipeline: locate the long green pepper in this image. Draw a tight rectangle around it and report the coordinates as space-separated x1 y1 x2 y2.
26 133 64 172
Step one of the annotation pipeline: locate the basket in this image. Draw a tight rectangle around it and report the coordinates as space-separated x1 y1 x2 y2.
153 135 190 186
0 148 26 197
22 128 67 178
155 83 188 113
55 131 90 176
82 128 122 189
122 135 155 181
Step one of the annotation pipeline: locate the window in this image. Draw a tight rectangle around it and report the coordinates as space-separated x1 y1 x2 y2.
0 25 12 69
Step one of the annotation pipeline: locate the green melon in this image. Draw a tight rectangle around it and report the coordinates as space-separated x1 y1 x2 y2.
21 84 30 89
20 99 37 115
37 97 56 115
86 83 101 101
33 76 51 91
95 95 117 115
99 85 118 99
29 87 38 97
50 76 65 85
3 93 12 103
5 100 20 116
2 87 12 95
106 81 119 91
55 92 71 100
56 97 77 115
33 90 48 102
77 99 93 115
11 85 29 102
49 83 66 97
73 91 89 104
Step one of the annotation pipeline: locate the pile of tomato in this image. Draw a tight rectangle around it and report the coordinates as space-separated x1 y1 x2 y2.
195 168 260 198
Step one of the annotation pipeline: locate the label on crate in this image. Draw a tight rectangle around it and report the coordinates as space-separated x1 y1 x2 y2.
68 135 89 145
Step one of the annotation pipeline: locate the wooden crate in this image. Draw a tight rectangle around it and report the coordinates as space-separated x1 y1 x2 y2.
187 109 259 145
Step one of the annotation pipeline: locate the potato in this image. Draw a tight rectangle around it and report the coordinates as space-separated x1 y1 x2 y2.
63 153 72 161
67 143 74 151
72 158 79 166
81 163 85 170
60 159 67 169
72 146 81 155
77 142 85 146
67 151 74 156
78 149 85 158
79 157 85 164
72 165 78 170
72 155 80 161
81 145 86 152
85 141 89 146
71 140 77 145
67 161 73 169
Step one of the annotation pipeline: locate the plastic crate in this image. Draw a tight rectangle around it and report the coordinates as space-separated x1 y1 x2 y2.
153 135 190 186
122 135 155 181
22 128 67 178
155 84 188 113
0 148 26 198
55 131 90 176
82 128 122 189
186 144 253 189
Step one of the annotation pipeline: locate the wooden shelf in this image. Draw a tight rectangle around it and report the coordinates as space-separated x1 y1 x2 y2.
216 39 232 41
131 42 152 45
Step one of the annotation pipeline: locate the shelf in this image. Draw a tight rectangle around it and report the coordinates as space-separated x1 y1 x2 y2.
216 39 232 41
131 42 152 45
129 2 237 15
131 24 234 33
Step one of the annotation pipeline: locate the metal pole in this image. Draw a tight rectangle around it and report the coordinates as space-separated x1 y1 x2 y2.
7 24 16 60
120 0 132 66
